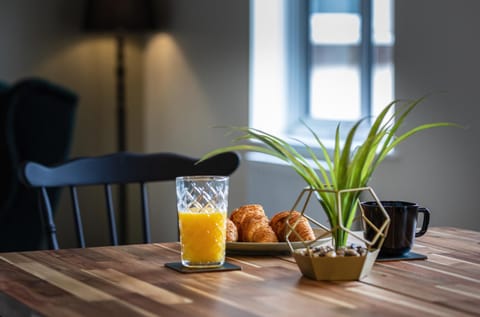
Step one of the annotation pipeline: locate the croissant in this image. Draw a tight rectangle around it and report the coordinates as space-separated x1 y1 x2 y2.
230 204 265 240
270 211 315 242
226 218 238 242
229 204 278 242
241 214 278 242
269 211 290 240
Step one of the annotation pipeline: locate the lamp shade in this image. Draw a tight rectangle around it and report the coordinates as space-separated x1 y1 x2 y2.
84 0 155 32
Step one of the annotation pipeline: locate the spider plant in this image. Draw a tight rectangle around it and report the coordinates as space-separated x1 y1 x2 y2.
200 97 457 249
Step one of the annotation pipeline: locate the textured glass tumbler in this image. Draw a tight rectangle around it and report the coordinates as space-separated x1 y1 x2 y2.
176 176 229 268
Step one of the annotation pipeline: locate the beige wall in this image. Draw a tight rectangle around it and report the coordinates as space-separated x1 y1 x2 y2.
142 0 249 242
1 0 478 247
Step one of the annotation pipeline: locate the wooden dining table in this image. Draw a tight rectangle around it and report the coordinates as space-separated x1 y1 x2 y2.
0 226 479 317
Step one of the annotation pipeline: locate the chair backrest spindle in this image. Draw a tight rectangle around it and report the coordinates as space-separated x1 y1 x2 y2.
140 182 151 244
40 187 59 250
104 184 118 246
69 186 86 248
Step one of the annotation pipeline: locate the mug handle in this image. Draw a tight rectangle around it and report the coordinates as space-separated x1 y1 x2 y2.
416 207 431 237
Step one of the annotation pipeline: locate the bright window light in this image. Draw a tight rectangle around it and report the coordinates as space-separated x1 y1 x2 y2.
310 13 361 45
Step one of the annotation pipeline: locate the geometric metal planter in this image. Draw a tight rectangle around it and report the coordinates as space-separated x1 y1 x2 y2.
286 186 390 281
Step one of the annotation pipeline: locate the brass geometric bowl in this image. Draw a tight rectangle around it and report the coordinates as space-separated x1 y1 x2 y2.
292 249 379 281
286 186 390 281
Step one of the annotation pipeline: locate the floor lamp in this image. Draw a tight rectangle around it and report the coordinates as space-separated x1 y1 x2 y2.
84 0 155 244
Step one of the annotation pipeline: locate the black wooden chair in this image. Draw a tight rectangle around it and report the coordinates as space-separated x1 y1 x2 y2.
19 151 240 250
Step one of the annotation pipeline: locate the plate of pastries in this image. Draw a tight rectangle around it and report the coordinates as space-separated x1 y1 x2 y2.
226 204 329 254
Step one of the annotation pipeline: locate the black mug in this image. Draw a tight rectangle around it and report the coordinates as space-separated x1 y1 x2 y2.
361 201 430 257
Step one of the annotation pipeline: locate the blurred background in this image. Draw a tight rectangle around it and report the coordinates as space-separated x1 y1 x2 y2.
0 0 478 248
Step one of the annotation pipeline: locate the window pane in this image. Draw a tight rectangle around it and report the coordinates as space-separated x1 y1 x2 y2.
310 55 361 121
372 0 394 117
249 0 394 147
308 0 362 121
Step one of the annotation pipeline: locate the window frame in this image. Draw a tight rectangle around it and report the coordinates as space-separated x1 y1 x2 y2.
248 0 394 160
284 0 375 143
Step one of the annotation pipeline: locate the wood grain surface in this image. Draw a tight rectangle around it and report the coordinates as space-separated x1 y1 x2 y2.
0 227 479 317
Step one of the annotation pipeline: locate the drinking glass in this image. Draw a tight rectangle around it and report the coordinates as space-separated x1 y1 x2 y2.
176 176 229 268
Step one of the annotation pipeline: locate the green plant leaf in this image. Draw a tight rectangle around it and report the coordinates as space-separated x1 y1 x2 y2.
202 97 458 248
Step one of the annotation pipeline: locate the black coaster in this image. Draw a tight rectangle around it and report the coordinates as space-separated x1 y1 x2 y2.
165 262 241 273
376 251 427 262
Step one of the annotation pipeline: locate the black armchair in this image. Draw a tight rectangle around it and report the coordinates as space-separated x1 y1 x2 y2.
0 78 78 251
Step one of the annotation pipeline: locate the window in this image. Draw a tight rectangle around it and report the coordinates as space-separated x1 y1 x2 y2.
250 0 394 148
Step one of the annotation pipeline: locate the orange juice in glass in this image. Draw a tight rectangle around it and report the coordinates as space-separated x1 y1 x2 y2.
176 176 229 268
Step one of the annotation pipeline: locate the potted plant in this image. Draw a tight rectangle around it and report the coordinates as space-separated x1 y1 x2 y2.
201 97 457 280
